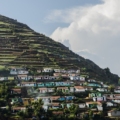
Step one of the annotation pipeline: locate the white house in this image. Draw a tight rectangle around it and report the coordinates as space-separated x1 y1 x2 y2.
43 68 53 72
47 88 54 93
97 88 108 92
20 82 35 87
10 68 18 75
17 70 28 75
88 79 96 82
114 88 120 93
34 76 58 80
74 86 86 92
106 101 117 107
0 77 8 81
97 104 103 111
17 75 27 80
54 69 60 73
78 103 86 108
80 77 85 81
102 84 109 88
93 96 106 102
76 70 80 74
36 97 51 104
108 110 120 117
39 88 48 93
112 99 120 103
10 68 28 75
69 87 75 92
70 76 80 80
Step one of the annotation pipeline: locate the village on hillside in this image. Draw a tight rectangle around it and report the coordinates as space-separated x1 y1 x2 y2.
0 67 120 120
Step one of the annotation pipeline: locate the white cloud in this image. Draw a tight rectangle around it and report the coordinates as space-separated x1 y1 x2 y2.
48 0 120 75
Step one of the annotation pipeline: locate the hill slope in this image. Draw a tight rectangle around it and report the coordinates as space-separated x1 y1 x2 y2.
0 15 119 84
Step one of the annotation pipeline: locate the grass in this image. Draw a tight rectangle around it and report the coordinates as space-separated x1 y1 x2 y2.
0 65 5 70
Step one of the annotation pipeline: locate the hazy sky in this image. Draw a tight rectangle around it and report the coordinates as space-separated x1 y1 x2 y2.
0 0 120 76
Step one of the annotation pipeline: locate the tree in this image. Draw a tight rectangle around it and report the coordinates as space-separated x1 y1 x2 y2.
108 85 115 92
32 99 44 119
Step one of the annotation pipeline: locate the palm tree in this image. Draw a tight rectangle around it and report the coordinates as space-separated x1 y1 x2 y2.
32 99 44 119
68 104 79 118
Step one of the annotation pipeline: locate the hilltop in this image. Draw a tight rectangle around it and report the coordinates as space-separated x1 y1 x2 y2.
0 14 119 84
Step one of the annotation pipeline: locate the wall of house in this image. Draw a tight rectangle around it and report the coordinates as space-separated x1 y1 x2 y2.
108 111 120 117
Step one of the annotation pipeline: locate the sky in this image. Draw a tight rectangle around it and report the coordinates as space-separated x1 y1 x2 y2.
0 0 120 76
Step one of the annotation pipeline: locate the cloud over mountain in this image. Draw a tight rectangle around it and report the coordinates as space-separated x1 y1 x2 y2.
48 0 120 75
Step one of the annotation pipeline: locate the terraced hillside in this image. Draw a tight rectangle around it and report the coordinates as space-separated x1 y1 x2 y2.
0 15 119 83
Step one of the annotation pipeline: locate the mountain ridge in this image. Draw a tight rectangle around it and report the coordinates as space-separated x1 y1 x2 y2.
0 14 119 84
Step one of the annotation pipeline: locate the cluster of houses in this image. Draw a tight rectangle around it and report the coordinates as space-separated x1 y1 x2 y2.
1 67 120 118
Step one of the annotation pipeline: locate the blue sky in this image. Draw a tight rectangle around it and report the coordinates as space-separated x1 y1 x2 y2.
0 0 101 35
1 0 120 76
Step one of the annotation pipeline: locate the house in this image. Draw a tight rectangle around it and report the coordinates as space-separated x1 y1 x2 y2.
37 69 42 73
69 76 80 81
21 82 36 87
45 82 55 87
86 102 103 111
43 68 53 72
37 82 45 87
11 97 23 105
68 73 79 77
66 69 77 73
102 84 109 88
12 107 26 113
80 77 85 81
42 104 49 112
10 68 18 75
86 87 93 91
8 76 14 80
61 74 69 78
89 92 102 98
61 103 73 108
87 83 102 87
55 82 71 86
57 87 69 93
36 97 51 104
78 103 86 108
74 86 86 92
69 87 75 92
53 73 62 77
65 96 75 101
106 101 117 107
11 88 21 94
54 69 63 73
93 96 106 102
50 96 60 102
58 96 66 101
60 69 67 73
17 69 29 75
104 94 115 99
39 88 48 93
0 77 8 81
22 98 34 106
114 87 120 93
108 110 120 117
10 68 28 75
34 76 57 80
51 103 61 109
47 88 55 93
88 79 96 82
17 75 33 81
112 98 120 103
96 88 108 92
